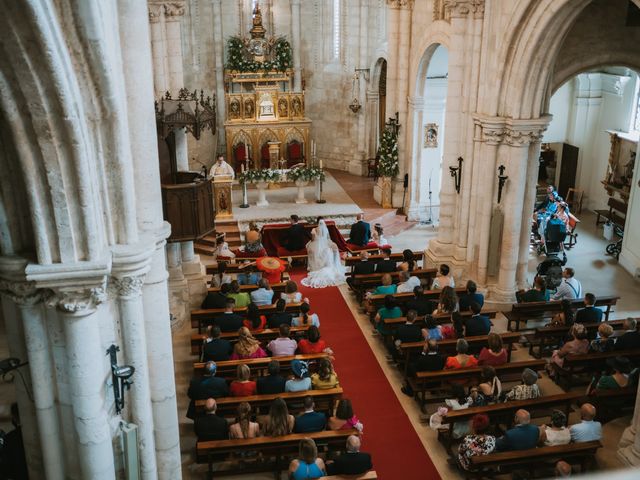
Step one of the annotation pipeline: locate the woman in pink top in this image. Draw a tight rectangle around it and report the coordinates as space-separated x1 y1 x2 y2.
327 399 364 432
478 333 508 366
548 324 589 375
230 327 267 360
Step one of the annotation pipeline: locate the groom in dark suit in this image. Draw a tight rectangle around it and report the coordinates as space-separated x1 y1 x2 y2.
348 214 371 246
283 214 309 252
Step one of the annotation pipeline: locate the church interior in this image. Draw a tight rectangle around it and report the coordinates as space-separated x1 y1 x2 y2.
2 0 640 479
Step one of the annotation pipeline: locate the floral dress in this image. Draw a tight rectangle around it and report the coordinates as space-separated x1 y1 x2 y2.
458 434 496 470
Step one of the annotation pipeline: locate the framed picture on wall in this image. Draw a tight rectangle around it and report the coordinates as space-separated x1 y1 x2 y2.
424 123 438 148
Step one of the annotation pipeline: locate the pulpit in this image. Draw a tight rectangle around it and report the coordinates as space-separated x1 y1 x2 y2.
213 175 233 218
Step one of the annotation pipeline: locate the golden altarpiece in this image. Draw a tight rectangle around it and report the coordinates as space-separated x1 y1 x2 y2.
224 5 310 172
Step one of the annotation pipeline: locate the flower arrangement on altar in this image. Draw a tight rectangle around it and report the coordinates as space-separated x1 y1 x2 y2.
225 36 292 73
238 168 282 183
287 166 325 182
376 126 399 178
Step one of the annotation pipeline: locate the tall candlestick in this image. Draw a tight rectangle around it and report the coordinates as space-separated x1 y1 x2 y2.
241 163 245 173
319 159 323 170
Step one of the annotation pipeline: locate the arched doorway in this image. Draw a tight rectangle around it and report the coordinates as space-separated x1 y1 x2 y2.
367 57 388 161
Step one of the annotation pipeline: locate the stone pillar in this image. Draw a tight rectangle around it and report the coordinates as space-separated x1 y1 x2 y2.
212 0 226 152
148 2 168 96
291 0 302 92
164 1 186 92
384 2 400 120
618 381 640 466
181 240 207 308
366 89 380 159
406 96 424 221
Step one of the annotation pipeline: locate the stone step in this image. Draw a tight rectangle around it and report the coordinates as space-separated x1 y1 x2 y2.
194 243 216 256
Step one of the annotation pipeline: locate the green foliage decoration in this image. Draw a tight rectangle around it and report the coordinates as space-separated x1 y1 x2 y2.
376 127 399 178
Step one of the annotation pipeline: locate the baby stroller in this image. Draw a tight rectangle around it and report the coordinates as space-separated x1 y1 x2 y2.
535 216 568 261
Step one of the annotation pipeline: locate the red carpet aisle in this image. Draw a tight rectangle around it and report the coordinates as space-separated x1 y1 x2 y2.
291 272 441 479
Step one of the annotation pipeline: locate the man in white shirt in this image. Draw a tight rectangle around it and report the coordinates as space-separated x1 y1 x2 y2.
250 278 274 306
569 403 602 442
552 267 582 301
396 270 420 294
209 155 235 179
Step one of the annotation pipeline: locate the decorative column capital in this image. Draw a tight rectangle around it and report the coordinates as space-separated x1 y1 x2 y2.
473 114 506 146
164 2 186 20
473 114 551 147
444 0 484 18
110 275 146 299
148 3 164 23
46 285 108 315
0 280 49 307
386 0 415 10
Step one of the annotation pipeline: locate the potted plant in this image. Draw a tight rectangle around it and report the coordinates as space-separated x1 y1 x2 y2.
238 169 281 207
376 127 399 208
287 167 325 204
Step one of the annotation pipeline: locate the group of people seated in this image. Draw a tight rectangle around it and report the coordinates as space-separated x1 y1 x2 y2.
532 185 573 249
518 266 583 303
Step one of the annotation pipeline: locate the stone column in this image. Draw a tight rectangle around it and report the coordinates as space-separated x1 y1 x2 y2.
164 1 186 92
181 240 207 308
618 381 640 466
384 2 400 119
291 0 302 92
406 96 424 221
148 2 168 96
212 0 226 151
366 89 380 159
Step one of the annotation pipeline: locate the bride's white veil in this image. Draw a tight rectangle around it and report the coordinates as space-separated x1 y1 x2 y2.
302 219 346 287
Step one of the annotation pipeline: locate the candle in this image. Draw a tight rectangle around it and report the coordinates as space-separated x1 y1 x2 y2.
244 143 248 160
241 163 245 173
319 159 323 169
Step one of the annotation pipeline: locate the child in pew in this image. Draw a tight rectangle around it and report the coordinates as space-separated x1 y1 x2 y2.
210 261 233 288
327 399 364 432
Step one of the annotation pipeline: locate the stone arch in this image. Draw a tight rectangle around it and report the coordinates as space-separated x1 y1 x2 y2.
408 24 451 98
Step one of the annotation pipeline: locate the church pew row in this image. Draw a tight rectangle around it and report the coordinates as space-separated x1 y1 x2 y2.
586 386 638 423
206 281 287 294
193 353 328 378
366 287 467 318
528 319 630 358
466 441 602 479
350 269 438 301
409 359 547 412
205 261 290 275
506 295 620 331
319 472 377 480
438 392 582 454
194 387 343 417
191 302 304 333
344 251 424 270
191 325 312 356
196 429 359 478
550 348 640 389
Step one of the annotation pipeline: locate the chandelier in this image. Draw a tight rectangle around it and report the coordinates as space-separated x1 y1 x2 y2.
155 88 216 140
349 72 362 113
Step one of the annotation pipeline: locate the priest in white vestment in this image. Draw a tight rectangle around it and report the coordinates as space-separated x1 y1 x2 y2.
210 155 235 178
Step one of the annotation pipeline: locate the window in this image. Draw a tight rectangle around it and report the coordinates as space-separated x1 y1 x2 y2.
333 0 341 60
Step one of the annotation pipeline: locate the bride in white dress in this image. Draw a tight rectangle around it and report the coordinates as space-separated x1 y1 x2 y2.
301 220 346 288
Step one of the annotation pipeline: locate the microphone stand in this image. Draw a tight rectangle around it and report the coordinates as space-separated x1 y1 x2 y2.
420 169 434 227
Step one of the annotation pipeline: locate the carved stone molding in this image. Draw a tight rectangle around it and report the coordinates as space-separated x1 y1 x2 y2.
110 275 146 299
164 2 186 19
46 285 108 315
0 280 49 307
503 127 546 147
148 3 164 23
444 0 484 18
474 114 550 147
386 0 415 9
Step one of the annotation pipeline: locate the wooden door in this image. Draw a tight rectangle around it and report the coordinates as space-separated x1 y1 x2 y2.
558 143 579 199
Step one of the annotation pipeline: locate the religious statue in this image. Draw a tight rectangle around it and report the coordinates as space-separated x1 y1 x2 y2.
229 99 241 119
244 99 255 119
244 3 274 64
291 97 302 117
278 98 289 118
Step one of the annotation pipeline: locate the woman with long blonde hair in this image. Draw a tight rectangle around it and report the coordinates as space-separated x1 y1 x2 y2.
231 327 267 360
229 402 260 439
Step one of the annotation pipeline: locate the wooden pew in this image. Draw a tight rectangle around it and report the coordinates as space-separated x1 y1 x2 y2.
368 287 467 320
467 441 602 478
411 359 547 412
439 392 582 454
195 387 343 417
587 386 637 423
191 302 304 333
196 429 358 478
506 295 620 331
552 349 640 389
206 261 290 275
594 196 627 227
319 472 377 480
193 353 328 378
350 269 438 301
191 325 312 356
345 251 424 270
206 282 287 294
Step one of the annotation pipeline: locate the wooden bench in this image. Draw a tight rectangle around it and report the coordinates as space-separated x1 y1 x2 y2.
345 251 423 270
595 197 627 227
319 472 377 480
191 302 304 333
196 429 358 478
411 359 547 412
552 349 640 389
587 386 637 423
191 325 312 356
195 387 343 417
467 441 602 478
506 295 619 331
206 282 287 294
367 287 467 320
350 269 439 301
440 392 582 454
206 261 290 275
193 353 328 378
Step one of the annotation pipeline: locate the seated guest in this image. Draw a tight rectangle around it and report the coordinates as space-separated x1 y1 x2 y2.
231 327 267 360
348 213 371 246
250 278 274 306
243 227 266 256
374 247 397 273
285 360 312 392
201 325 232 362
504 368 541 401
227 280 251 307
478 333 508 366
328 399 363 431
591 356 634 391
293 396 327 433
229 364 257 397
283 214 309 252
214 298 244 332
229 402 260 439
257 359 287 394
517 276 548 303
457 414 495 470
267 324 298 357
396 270 420 293
431 263 454 290
293 302 320 327
421 315 443 341
311 358 340 390
549 323 589 373
495 409 539 451
459 280 484 311
267 298 293 328
298 326 333 355
433 286 459 315
445 339 478 370
326 435 373 476
213 236 235 260
549 299 574 327
374 295 402 336
398 249 416 272
349 251 376 276
186 362 228 419
590 323 615 353
477 366 502 403
236 264 261 285
569 403 602 442
263 398 294 436
288 438 326 480
210 260 232 288
281 280 303 304
201 282 231 309
465 302 491 337
405 286 435 316
401 340 445 396
194 398 228 441
243 303 267 331
614 317 640 351
371 223 388 247
539 410 571 446
372 273 397 296
395 310 423 346
575 293 603 323
552 267 582 301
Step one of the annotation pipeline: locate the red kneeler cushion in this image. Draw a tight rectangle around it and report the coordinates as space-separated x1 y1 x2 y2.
276 246 307 257
234 248 268 259
346 242 378 252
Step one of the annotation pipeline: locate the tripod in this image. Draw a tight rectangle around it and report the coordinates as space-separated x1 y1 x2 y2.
420 170 434 227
